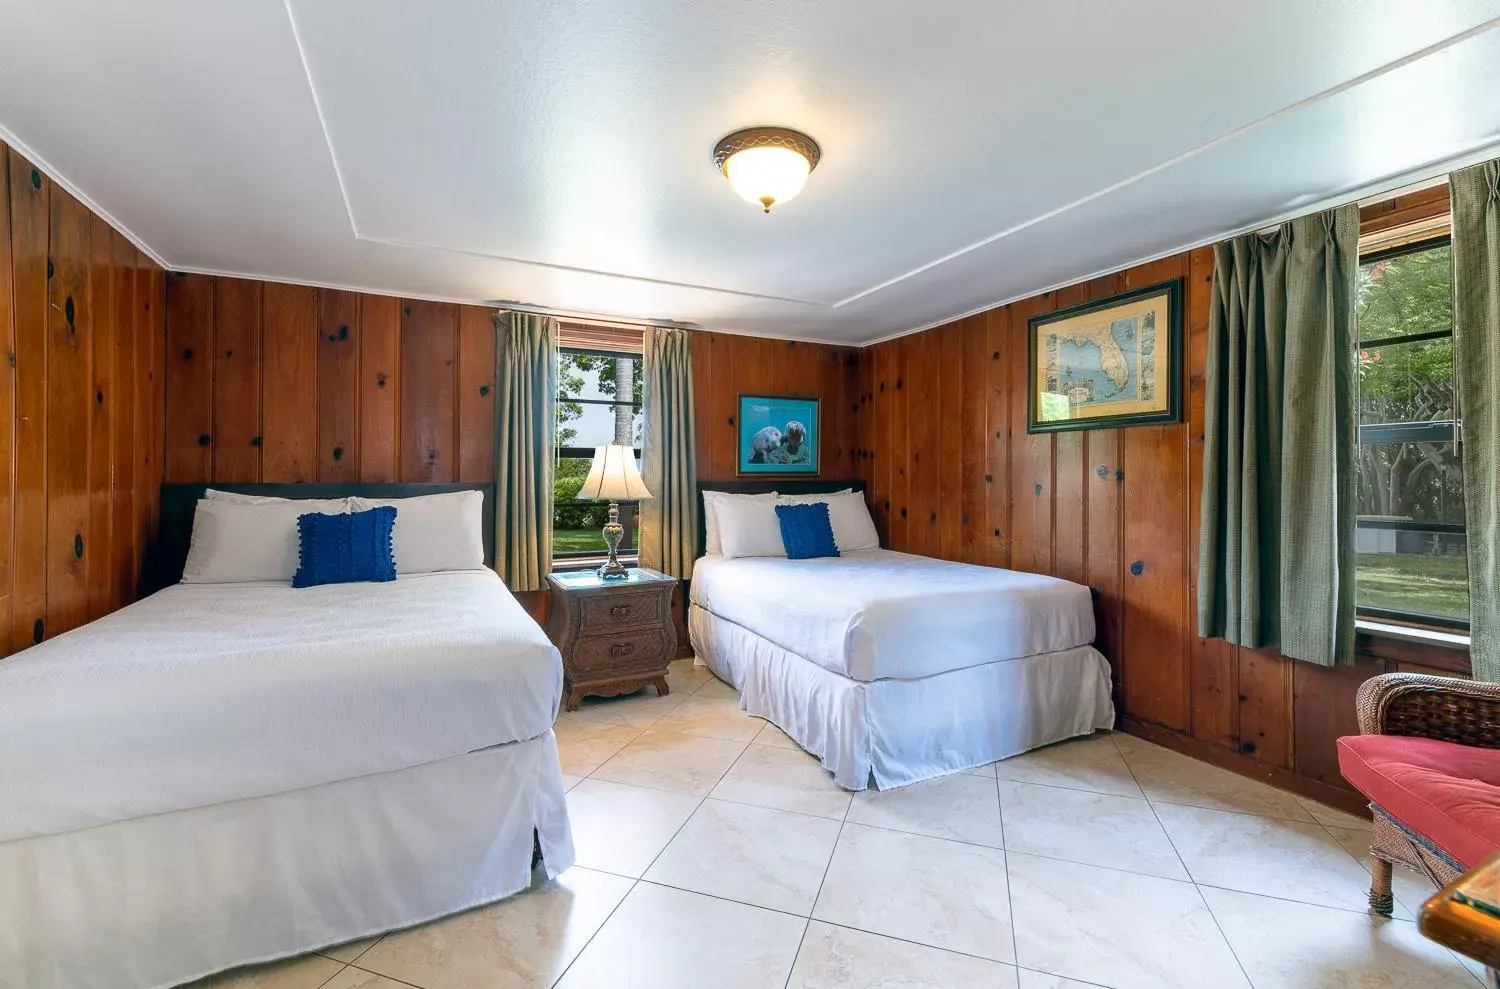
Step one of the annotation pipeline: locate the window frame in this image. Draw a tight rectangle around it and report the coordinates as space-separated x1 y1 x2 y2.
1354 231 1468 631
554 346 644 562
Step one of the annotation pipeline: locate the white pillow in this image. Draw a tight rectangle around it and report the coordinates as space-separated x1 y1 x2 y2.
203 489 353 514
715 496 788 559
350 490 485 574
182 499 311 583
777 490 880 553
702 490 778 555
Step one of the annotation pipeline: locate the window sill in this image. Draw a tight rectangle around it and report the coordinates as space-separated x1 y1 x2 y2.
1355 617 1470 675
551 555 639 574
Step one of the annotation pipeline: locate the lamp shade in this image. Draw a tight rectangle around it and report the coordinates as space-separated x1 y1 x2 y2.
576 444 653 501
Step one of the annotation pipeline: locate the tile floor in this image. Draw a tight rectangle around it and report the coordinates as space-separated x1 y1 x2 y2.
194 658 1482 989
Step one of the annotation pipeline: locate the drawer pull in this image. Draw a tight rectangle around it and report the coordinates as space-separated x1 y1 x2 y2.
610 642 636 657
609 604 633 618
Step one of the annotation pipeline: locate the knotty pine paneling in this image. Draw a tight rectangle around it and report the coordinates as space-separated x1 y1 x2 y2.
0 141 165 657
857 244 1425 807
689 332 861 482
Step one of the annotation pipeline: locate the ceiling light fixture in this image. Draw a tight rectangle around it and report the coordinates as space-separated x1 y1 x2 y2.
712 126 821 214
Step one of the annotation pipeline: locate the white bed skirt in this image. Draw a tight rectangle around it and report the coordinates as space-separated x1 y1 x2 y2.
0 732 575 989
689 605 1114 789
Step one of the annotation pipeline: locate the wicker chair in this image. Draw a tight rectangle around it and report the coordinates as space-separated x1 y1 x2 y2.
1353 672 1500 915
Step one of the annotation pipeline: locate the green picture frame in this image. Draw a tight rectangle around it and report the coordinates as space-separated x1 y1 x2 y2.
736 394 820 475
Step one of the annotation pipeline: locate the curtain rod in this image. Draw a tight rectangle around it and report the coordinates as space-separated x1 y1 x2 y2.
487 300 699 332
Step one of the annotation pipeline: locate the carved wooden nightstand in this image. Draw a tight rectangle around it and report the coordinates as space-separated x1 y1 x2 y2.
545 567 679 712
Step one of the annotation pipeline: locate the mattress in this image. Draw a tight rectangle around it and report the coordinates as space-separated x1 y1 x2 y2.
0 570 562 842
690 550 1095 681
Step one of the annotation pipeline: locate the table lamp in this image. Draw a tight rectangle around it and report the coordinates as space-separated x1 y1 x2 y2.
576 443 653 579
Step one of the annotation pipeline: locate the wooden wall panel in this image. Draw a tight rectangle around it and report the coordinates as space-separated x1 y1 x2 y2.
46 191 93 639
0 144 164 657
0 150 13 645
163 273 212 482
8 149 48 652
317 289 361 482
358 294 400 482
399 300 456 482
212 278 262 482
457 305 497 483
260 283 317 482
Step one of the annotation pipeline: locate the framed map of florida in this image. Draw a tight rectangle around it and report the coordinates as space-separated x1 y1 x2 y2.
1027 279 1182 433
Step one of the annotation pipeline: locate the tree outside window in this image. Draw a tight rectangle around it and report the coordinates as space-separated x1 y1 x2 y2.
554 349 643 558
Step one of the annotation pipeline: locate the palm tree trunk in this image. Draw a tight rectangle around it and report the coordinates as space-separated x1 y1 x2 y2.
613 358 634 445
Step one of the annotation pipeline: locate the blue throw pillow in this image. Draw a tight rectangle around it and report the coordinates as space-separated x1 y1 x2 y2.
775 502 840 560
292 507 398 588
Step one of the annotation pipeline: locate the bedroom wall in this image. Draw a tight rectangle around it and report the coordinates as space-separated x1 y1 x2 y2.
0 142 167 658
162 275 497 487
854 242 1462 813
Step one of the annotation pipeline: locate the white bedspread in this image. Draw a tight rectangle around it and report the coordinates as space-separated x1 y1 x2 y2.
0 570 562 843
690 550 1095 681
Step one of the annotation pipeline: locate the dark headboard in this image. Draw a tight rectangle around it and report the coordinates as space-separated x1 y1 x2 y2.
153 482 495 593
697 479 866 559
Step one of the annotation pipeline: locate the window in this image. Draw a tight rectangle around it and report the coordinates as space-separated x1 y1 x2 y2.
1355 234 1468 628
554 348 644 560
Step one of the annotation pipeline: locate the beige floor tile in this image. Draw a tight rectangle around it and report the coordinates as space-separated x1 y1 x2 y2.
355 866 632 989
185 954 346 988
813 823 1014 963
566 777 701 877
992 733 1143 798
645 798 841 914
652 692 766 742
711 744 852 820
555 881 806 989
692 676 741 701
847 772 1004 848
592 728 748 796
317 936 380 964
552 720 644 776
1007 852 1248 989
1202 885 1475 989
320 969 406 989
567 688 685 728
664 657 714 695
560 773 583 792
787 921 1020 989
960 761 999 778
997 780 1187 880
1298 796 1374 832
1016 970 1109 989
1114 735 1315 822
1325 826 1436 921
1154 802 1374 912
751 721 803 750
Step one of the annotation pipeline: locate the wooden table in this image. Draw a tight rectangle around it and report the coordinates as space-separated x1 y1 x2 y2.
1420 850 1500 987
545 567 679 712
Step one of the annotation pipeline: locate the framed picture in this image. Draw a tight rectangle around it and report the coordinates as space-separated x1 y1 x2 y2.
737 395 820 475
1027 279 1182 433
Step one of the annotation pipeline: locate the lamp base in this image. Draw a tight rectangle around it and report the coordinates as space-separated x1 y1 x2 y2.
598 501 630 580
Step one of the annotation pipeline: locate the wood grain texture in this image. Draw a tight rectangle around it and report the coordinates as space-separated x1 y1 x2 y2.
211 278 262 483
163 273 212 482
358 294 400 482
0 150 13 645
85 215 114 622
399 300 456 482
317 289 361 482
457 305 497 483
260 283 317 482
110 232 137 613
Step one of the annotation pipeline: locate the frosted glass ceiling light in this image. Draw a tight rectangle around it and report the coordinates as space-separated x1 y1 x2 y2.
713 127 821 214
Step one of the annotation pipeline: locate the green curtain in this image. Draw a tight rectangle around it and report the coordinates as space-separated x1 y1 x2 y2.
639 326 699 579
1452 159 1500 681
1197 204 1359 666
494 311 556 591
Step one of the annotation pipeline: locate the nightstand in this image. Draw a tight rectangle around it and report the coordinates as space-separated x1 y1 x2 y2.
545 567 679 712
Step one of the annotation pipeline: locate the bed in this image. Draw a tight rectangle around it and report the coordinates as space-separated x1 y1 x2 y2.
0 483 572 989
688 480 1115 790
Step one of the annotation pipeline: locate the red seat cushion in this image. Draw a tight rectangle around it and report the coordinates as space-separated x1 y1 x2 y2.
1338 734 1500 868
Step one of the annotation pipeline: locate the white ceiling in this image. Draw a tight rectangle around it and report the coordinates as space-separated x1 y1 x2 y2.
3 1 1500 345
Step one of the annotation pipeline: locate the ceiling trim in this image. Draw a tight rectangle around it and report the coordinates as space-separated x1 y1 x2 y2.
860 135 1500 348
0 120 172 270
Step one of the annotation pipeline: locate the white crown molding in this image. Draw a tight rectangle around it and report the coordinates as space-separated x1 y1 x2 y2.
0 120 173 270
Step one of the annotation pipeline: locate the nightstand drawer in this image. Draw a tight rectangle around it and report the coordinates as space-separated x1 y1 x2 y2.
571 628 670 674
579 590 665 630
